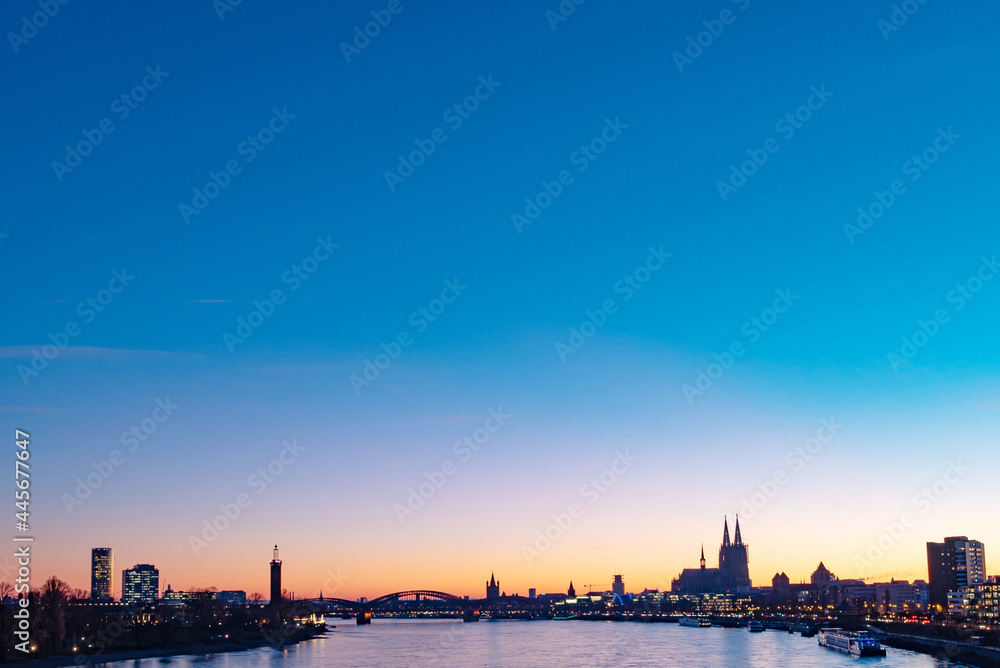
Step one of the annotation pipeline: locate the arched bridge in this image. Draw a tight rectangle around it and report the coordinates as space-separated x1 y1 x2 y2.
312 590 463 612
307 590 546 621
367 590 463 608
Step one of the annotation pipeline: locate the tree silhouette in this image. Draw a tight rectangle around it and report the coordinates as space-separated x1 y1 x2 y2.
185 589 219 642
0 581 14 661
37 577 71 656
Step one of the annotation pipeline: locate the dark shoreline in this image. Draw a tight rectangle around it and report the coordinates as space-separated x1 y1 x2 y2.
562 616 1000 666
14 629 326 667
880 635 1000 668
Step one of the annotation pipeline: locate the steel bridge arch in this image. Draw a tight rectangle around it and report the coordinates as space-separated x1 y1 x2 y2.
365 590 465 608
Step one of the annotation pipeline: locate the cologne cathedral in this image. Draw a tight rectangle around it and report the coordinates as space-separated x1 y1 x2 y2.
671 516 752 593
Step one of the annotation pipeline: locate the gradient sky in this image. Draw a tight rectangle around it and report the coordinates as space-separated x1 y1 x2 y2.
2 0 999 600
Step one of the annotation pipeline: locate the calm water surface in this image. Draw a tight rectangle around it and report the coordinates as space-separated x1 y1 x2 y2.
95 618 966 667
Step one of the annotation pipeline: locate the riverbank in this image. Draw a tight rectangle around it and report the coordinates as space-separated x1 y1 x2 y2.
561 615 1000 666
13 626 327 667
879 633 1000 668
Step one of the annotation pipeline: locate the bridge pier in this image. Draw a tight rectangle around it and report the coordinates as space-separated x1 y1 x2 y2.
463 608 480 622
356 611 372 625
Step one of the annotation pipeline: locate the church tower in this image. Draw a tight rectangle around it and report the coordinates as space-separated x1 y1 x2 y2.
719 516 750 591
719 516 731 574
486 573 500 599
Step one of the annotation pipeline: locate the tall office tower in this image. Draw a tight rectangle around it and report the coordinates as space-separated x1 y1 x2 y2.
927 536 987 606
91 548 114 600
122 564 159 605
612 574 625 596
270 544 282 606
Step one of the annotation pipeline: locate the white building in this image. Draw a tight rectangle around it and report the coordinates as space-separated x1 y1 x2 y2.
873 579 929 614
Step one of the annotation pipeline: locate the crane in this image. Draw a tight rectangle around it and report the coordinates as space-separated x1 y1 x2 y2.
582 583 610 594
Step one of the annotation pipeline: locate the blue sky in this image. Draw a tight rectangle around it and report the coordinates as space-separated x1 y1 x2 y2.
2 0 999 596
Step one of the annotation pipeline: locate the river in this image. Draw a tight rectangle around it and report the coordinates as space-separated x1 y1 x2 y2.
93 618 963 667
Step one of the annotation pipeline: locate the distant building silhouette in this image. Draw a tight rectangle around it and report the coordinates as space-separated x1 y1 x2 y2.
612 574 625 596
216 590 247 605
927 536 986 607
771 571 791 600
486 573 500 600
528 588 536 599
811 561 836 585
91 548 114 600
121 564 159 605
161 584 193 607
567 581 576 598
672 516 752 593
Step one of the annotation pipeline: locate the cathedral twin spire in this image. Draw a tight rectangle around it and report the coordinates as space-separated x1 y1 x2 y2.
722 515 744 548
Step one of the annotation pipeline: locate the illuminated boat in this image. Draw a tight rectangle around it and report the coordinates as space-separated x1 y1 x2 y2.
678 616 712 627
817 628 887 657
747 620 765 632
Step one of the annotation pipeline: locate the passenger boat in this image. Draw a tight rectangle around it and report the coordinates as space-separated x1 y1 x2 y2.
678 616 712 627
817 628 887 657
747 620 765 632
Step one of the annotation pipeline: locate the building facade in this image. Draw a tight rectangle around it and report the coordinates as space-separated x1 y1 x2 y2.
216 590 247 605
927 536 986 607
121 564 159 605
950 583 1000 622
161 584 192 607
873 579 929 614
91 548 115 600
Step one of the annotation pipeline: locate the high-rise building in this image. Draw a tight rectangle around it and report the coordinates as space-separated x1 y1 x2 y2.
91 548 114 600
612 574 625 596
122 564 159 605
486 573 500 599
528 588 536 599
269 544 282 606
927 536 986 607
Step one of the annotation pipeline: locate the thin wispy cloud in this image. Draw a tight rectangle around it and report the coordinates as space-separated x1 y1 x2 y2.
0 346 194 360
252 362 355 374
413 416 477 424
